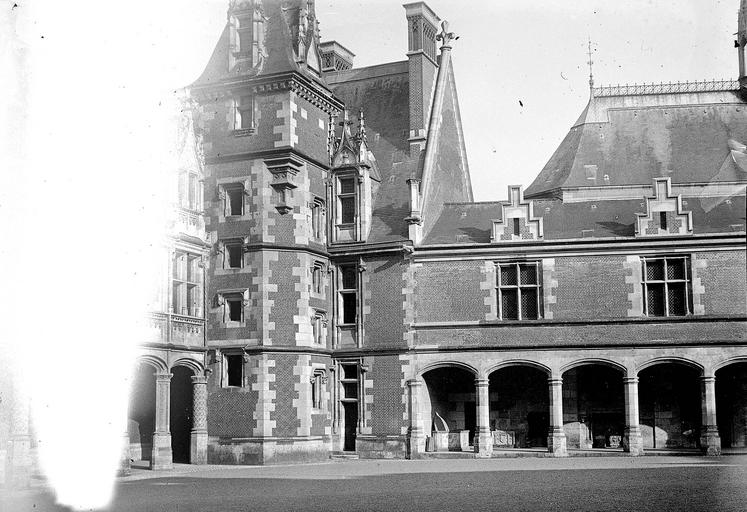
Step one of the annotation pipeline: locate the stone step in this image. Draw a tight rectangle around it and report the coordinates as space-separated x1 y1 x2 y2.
330 452 359 460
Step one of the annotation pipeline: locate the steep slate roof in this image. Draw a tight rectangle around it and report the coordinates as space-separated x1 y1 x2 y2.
525 88 747 198
422 195 746 245
327 61 416 243
192 0 325 89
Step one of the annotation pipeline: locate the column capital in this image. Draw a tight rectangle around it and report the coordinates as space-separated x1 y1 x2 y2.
191 375 208 385
700 375 716 383
407 378 423 388
474 378 489 387
547 377 563 386
623 376 639 385
156 373 173 382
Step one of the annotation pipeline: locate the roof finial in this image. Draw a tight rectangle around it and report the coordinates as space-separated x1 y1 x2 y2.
356 108 366 143
587 36 595 96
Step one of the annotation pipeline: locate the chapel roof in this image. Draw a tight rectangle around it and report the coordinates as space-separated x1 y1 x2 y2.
525 82 747 198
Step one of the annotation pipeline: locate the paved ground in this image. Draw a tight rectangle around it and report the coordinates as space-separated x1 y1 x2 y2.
3 455 747 512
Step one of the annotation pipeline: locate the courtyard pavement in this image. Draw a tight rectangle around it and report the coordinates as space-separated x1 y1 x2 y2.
3 455 747 512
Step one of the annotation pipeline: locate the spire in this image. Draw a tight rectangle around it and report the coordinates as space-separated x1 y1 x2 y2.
587 37 595 96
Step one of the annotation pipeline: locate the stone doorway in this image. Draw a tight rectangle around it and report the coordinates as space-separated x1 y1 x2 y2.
170 366 193 463
716 362 747 448
639 363 701 449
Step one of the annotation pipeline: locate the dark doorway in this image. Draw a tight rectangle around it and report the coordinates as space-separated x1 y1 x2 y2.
170 366 193 463
489 366 549 448
563 365 625 449
716 362 747 448
129 364 156 462
343 402 357 451
639 364 701 449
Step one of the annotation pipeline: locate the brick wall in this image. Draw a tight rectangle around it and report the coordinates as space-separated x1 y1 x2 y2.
368 356 407 436
362 255 407 348
552 255 630 319
695 250 747 315
415 260 487 322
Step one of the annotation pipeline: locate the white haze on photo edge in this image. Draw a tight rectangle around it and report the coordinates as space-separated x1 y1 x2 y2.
0 0 738 509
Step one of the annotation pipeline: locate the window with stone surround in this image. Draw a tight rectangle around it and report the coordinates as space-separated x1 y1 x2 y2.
224 353 244 387
311 261 325 296
338 264 358 325
641 256 692 317
178 171 202 211
172 251 202 317
496 261 542 320
218 290 247 325
311 369 326 409
233 94 255 133
337 177 356 225
311 198 326 242
221 183 245 217
311 310 326 345
223 240 244 269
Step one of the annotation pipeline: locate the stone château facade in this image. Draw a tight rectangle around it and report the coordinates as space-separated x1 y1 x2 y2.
122 0 747 469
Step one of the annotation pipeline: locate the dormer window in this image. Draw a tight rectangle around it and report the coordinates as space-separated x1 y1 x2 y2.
338 177 356 224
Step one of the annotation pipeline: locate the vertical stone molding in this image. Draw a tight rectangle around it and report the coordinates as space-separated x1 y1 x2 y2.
151 372 174 470
7 392 32 488
190 375 209 465
622 376 644 456
473 378 493 457
700 375 721 456
547 378 568 457
407 379 425 458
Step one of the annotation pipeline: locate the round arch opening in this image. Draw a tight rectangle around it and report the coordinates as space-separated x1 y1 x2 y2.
716 362 747 448
170 365 194 463
488 365 549 448
128 363 157 465
638 362 701 449
561 364 625 450
421 366 476 452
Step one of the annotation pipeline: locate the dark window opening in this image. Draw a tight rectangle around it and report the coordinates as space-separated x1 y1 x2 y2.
340 178 355 194
340 197 355 224
642 257 691 317
497 261 542 320
237 95 254 130
341 293 357 324
226 244 243 269
660 212 668 231
226 187 244 216
512 218 520 236
226 355 243 387
227 299 242 322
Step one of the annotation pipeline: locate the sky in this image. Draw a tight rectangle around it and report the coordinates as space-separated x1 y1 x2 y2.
0 1 742 510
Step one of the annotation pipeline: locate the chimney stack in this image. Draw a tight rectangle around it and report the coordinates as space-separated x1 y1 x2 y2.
403 2 440 153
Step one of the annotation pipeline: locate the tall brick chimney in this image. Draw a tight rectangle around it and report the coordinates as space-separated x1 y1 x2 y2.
404 2 440 153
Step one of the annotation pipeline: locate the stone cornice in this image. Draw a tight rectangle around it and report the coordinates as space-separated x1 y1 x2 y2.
190 71 344 116
205 146 331 172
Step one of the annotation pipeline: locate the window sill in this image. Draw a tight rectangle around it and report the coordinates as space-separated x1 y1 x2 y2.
232 128 255 137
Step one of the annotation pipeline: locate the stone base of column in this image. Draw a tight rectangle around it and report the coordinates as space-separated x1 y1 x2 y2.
407 429 426 459
6 435 32 489
700 426 721 456
474 431 494 458
622 427 644 456
547 429 568 457
150 432 173 470
118 432 132 476
190 430 208 465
